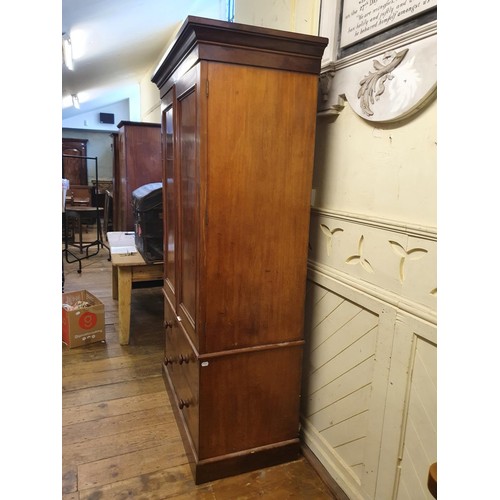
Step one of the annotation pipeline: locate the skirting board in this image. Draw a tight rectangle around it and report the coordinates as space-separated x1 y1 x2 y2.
302 442 350 500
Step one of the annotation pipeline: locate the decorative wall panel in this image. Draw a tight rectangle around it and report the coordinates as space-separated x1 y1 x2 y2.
302 209 436 500
308 208 437 318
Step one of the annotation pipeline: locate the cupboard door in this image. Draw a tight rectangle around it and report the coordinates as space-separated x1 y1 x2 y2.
162 90 177 306
176 65 201 349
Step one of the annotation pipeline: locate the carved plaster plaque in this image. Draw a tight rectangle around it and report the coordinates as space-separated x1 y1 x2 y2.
341 34 436 122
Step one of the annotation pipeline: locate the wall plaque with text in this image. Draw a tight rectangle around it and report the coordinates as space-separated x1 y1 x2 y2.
340 0 437 50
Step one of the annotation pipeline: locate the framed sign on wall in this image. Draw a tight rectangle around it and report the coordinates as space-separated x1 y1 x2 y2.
339 0 437 58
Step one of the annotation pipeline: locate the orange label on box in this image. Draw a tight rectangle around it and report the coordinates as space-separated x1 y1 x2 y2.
79 311 98 330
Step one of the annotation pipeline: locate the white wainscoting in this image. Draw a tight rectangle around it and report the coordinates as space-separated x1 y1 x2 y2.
302 208 436 500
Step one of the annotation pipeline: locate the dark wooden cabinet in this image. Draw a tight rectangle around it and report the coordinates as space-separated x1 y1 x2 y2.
113 121 161 231
62 138 88 186
152 16 328 484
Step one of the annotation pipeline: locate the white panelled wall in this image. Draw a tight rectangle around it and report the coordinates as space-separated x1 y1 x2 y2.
303 191 436 499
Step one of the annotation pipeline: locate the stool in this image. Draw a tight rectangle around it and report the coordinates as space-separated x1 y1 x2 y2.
428 462 437 498
66 206 104 253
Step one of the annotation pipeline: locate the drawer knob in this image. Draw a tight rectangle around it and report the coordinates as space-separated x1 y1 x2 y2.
164 356 175 365
179 354 190 364
179 399 190 410
164 320 173 329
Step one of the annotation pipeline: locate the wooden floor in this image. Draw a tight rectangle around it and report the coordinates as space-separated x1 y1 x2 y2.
62 234 338 499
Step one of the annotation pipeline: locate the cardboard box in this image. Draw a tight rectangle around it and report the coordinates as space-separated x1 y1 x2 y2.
62 290 105 348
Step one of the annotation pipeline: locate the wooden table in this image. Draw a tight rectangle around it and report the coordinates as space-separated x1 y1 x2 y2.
107 231 163 345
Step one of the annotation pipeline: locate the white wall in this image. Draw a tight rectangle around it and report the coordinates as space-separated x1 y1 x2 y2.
140 72 162 124
235 0 321 34
141 0 231 123
313 100 436 227
61 95 139 131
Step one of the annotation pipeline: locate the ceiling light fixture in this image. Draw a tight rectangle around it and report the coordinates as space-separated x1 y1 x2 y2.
62 33 74 70
71 94 80 109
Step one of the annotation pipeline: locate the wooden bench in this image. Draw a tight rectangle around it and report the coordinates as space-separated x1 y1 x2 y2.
107 231 163 344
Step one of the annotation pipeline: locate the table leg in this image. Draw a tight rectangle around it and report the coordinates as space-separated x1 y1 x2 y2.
117 266 132 345
112 265 118 300
78 214 83 252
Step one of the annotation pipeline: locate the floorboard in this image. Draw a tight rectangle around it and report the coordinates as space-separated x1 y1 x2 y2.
62 232 339 499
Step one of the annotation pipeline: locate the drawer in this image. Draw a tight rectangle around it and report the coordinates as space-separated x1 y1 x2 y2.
172 320 199 397
164 297 200 450
197 344 303 460
132 264 163 281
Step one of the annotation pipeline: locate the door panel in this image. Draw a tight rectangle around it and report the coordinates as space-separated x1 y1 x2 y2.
176 66 200 348
204 63 317 352
162 91 177 306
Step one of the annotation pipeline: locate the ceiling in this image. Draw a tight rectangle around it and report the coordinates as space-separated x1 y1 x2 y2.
62 0 229 121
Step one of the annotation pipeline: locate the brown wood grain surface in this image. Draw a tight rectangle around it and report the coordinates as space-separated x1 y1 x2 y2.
114 121 161 231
